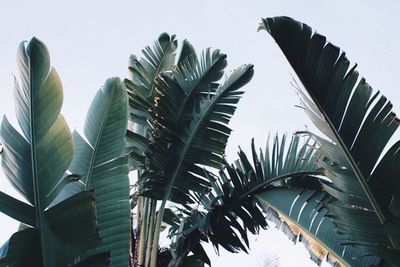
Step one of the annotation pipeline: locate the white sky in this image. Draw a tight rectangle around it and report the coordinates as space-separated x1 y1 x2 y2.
0 0 399 266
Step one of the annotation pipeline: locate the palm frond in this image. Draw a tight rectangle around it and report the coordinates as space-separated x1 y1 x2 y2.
141 63 253 203
260 16 400 264
125 33 179 175
127 35 257 267
127 32 177 101
125 33 177 129
167 134 322 266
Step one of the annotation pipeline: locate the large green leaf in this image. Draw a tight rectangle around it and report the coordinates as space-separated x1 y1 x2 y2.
0 38 99 266
260 16 400 263
67 78 130 267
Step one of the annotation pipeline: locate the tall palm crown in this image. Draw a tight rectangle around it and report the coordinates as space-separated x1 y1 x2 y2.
126 33 254 266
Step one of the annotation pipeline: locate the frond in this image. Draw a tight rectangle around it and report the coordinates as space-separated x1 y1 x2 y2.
261 16 400 264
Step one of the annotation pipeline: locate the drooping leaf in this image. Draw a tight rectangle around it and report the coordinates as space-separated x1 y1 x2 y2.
261 16 400 262
45 191 100 264
0 192 99 267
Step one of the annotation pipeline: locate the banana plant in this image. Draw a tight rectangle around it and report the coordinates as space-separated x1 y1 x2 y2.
0 38 101 266
126 33 254 267
125 33 179 267
259 16 400 265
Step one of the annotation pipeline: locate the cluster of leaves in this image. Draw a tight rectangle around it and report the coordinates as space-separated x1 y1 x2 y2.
165 134 321 265
159 16 400 267
0 38 130 266
125 32 254 266
126 33 254 204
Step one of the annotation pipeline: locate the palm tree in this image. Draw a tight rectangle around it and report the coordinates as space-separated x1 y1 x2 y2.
0 38 130 266
125 33 254 267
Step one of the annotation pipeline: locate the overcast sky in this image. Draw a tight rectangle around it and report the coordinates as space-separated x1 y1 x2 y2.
0 0 399 266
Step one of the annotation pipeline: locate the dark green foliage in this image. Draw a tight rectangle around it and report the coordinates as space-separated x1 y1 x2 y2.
167 135 321 266
126 33 254 204
260 16 400 265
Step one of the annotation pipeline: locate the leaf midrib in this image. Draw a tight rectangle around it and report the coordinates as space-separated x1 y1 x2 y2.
85 90 114 189
239 171 322 199
28 52 49 266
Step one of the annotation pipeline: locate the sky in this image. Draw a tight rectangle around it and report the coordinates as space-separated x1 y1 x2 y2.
0 0 399 266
